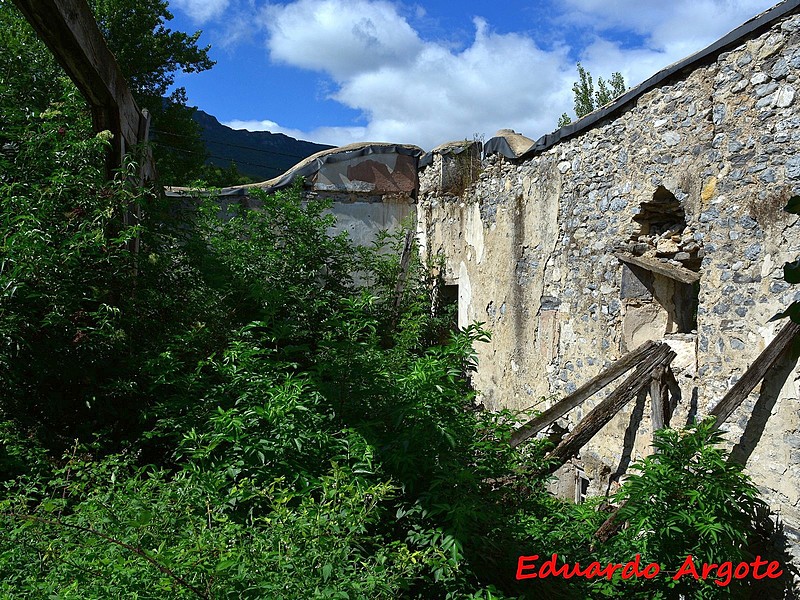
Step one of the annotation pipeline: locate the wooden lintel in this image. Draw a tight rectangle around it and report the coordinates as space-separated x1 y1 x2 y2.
710 320 800 430
615 251 700 285
510 340 660 447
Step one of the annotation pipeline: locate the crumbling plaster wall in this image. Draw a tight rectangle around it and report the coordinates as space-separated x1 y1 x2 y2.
418 10 800 539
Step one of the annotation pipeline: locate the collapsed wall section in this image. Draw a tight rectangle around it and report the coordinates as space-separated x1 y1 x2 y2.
418 6 800 549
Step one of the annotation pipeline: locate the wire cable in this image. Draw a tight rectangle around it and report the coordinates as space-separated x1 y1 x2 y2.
151 128 329 161
154 142 289 175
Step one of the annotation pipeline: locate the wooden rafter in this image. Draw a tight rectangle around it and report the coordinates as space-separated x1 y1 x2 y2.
12 0 154 180
510 340 660 447
709 319 800 430
537 344 676 476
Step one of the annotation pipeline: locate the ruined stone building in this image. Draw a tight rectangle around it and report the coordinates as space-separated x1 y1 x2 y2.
418 0 800 557
179 0 800 560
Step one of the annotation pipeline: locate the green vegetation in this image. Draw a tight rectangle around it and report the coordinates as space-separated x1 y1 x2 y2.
0 3 793 598
558 63 627 128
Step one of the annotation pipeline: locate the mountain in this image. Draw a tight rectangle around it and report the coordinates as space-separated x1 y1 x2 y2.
193 109 334 182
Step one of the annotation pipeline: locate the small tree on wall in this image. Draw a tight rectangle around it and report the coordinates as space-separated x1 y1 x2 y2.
558 63 627 127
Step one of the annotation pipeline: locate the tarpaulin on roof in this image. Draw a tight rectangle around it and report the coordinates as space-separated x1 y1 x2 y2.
259 142 424 195
483 129 536 159
165 142 424 198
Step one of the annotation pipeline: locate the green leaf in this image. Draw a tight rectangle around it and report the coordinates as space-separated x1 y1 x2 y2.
215 559 237 572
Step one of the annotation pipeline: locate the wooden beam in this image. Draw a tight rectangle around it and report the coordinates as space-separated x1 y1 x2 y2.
538 345 676 476
510 341 659 447
650 366 665 431
12 0 149 176
615 251 700 284
662 366 680 428
709 320 800 430
595 501 627 543
392 229 415 311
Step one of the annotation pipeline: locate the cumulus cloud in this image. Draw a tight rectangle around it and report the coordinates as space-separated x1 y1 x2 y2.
250 1 573 148
171 0 230 24
223 118 310 140
172 0 778 148
559 0 777 88
261 0 424 79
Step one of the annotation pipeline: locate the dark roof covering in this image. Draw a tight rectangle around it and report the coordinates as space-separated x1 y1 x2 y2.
165 142 424 197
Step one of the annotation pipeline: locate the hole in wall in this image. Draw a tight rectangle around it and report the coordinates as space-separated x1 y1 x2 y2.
620 185 700 351
575 465 590 504
626 185 702 272
437 283 459 338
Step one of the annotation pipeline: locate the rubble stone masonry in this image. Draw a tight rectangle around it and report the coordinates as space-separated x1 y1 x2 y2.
418 7 800 557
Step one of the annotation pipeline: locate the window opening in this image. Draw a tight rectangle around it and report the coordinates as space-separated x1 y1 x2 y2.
575 465 590 504
620 186 701 348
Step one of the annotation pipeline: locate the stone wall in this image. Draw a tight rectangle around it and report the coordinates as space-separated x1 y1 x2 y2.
418 6 800 553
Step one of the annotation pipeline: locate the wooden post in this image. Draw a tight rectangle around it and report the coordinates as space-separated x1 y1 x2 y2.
662 366 681 427
510 341 659 447
537 345 676 476
650 366 665 431
392 229 415 311
595 501 627 543
709 320 800 430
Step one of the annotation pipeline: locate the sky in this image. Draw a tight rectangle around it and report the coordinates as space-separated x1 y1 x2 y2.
165 0 780 150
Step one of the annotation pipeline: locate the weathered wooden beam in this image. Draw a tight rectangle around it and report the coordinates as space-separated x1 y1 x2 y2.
392 229 415 311
650 366 665 431
615 251 700 284
538 345 676 476
709 320 800 430
595 501 627 543
662 366 680 428
12 0 149 175
510 340 659 447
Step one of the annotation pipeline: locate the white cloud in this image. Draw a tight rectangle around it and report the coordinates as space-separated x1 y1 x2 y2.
171 0 230 23
250 2 573 149
260 0 424 79
224 119 308 140
558 0 777 88
182 0 779 149
223 118 367 148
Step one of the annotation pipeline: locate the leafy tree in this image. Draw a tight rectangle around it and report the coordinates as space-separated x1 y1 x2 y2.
1 0 215 185
0 0 62 133
558 63 627 127
89 0 215 185
595 71 626 108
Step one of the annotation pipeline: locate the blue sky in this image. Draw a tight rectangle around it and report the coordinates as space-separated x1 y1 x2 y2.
166 0 779 150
